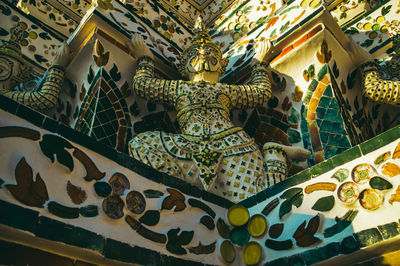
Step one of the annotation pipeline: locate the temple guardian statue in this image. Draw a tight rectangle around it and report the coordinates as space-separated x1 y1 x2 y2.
0 22 73 111
127 18 310 202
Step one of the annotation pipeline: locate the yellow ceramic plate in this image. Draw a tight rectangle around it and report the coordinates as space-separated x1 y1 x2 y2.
247 214 267 237
228 205 249 226
242 241 262 265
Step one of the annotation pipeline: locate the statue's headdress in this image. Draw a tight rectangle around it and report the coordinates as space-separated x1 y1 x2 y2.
178 17 228 76
0 22 26 64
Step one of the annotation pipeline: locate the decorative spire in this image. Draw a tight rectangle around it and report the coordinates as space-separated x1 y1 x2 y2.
193 16 205 33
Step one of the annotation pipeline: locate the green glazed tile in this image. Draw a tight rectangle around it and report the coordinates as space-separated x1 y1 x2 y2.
377 222 400 240
331 146 361 168
360 125 400 155
354 228 383 247
310 159 334 177
0 200 39 233
104 238 160 265
266 169 311 198
36 216 104 251
238 195 257 208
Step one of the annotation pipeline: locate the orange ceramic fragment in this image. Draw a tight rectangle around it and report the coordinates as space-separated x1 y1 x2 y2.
291 10 306 25
265 17 279 31
393 142 400 159
381 162 400 177
305 182 337 194
389 185 400 204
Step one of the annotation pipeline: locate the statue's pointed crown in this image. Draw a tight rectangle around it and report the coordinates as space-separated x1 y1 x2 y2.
187 16 221 54
178 16 224 75
0 22 26 64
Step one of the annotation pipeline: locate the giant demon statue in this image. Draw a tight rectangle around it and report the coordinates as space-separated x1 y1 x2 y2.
127 18 310 202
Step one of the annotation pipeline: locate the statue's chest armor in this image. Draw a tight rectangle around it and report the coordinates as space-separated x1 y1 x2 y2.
176 83 230 111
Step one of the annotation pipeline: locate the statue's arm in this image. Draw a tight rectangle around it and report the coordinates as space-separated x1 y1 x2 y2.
228 62 272 109
132 56 180 104
359 61 400 106
0 42 73 111
348 38 400 106
0 65 65 111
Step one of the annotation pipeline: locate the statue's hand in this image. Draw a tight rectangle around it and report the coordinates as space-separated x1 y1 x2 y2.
347 37 374 66
253 39 274 64
126 34 154 60
52 41 74 69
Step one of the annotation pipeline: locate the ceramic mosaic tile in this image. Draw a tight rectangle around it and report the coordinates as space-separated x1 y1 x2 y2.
17 0 78 37
213 0 325 80
0 2 63 70
343 0 399 56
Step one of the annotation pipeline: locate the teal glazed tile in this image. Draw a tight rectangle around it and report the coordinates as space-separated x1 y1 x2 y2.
160 254 204 266
256 190 267 203
42 117 59 133
266 169 311 198
377 222 400 240
35 216 104 251
319 96 331 107
104 238 160 265
16 104 44 127
331 146 361 168
310 159 333 177
202 190 233 209
354 228 383 248
0 200 39 233
301 242 340 265
265 257 289 266
0 94 20 114
340 235 360 254
238 195 257 208
288 255 306 266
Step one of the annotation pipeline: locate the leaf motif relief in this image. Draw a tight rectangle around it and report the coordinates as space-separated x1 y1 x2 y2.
312 195 335 212
6 157 49 208
188 241 216 255
73 148 105 181
324 209 358 238
39 134 74 171
162 188 186 212
110 64 121 82
166 228 194 255
316 41 332 64
93 39 110 67
293 214 321 247
279 187 304 219
67 181 87 205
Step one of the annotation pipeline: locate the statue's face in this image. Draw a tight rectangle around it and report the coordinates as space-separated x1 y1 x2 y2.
0 55 24 90
185 45 224 75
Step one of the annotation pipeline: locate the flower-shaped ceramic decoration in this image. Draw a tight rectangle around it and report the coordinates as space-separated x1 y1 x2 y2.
337 182 360 204
352 164 376 184
359 189 384 210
